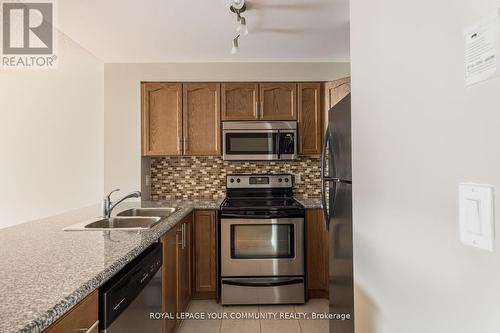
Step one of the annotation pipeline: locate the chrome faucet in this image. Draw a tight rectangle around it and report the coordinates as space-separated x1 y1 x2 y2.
103 189 141 218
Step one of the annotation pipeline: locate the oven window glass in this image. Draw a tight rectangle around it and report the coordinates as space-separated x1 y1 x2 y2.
225 133 278 154
231 224 295 259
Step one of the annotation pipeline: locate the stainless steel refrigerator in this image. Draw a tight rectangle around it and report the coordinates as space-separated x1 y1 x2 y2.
320 93 354 333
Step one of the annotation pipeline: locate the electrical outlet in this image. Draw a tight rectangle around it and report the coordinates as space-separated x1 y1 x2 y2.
294 173 302 184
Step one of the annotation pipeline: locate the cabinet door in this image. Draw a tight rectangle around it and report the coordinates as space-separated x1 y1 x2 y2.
324 77 351 132
44 291 98 333
181 219 192 307
176 214 193 314
141 82 183 156
306 209 329 298
161 229 178 333
193 210 217 298
298 83 323 155
259 82 297 120
221 83 259 120
183 83 221 155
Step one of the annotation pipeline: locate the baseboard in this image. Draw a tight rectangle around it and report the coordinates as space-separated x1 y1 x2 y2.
308 289 329 299
191 291 216 300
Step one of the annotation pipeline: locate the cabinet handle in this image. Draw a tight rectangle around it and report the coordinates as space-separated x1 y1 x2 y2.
177 229 182 246
78 320 99 333
183 138 187 154
260 101 264 118
255 101 259 119
182 223 186 249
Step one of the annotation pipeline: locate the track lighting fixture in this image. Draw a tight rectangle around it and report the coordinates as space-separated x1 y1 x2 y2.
237 15 248 36
231 34 240 55
229 0 248 54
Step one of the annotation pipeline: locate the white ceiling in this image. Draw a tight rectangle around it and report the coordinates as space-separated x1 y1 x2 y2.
58 0 350 63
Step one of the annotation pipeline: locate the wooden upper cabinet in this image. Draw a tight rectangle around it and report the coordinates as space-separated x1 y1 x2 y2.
183 83 221 155
141 82 183 156
325 77 351 110
324 77 351 131
259 82 297 120
298 83 323 155
221 83 259 121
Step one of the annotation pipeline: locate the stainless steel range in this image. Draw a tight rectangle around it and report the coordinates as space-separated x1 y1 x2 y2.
219 174 305 305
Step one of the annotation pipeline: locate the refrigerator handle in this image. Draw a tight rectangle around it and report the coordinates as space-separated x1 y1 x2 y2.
320 131 331 230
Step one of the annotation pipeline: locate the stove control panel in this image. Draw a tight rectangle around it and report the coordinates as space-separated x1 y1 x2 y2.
226 174 293 188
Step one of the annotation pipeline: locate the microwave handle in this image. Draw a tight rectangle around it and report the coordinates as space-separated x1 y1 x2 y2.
277 131 281 159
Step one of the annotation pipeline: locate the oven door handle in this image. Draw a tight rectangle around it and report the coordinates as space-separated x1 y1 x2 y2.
220 212 302 219
222 278 303 287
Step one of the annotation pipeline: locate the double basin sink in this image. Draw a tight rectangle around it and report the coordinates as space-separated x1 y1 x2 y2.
65 207 177 231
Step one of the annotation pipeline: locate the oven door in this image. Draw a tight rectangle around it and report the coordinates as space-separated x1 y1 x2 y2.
220 218 304 277
223 130 279 160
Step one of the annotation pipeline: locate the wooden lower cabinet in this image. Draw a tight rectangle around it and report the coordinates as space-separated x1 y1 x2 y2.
162 227 178 333
43 290 98 333
161 213 193 333
177 215 192 314
306 208 329 298
192 210 217 299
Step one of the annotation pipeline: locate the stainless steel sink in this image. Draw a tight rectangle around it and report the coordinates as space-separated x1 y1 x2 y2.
64 216 161 231
84 217 161 229
117 207 177 218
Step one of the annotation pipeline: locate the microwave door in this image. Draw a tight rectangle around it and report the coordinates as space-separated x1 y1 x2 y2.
223 130 279 160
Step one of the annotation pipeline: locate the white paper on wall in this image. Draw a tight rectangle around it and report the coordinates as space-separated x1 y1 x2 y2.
464 10 500 86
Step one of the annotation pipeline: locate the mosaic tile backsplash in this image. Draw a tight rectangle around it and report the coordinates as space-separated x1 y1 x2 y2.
150 156 321 200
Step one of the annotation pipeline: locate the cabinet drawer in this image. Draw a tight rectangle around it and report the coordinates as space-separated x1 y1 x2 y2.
44 290 98 333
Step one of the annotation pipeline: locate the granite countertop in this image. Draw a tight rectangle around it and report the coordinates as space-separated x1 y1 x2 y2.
0 199 222 333
295 197 322 209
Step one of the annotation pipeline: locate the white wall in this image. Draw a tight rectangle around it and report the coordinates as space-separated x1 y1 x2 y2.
104 62 350 194
351 1 500 332
0 32 104 229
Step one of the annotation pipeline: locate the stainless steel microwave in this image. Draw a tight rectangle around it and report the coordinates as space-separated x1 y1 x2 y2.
222 121 297 161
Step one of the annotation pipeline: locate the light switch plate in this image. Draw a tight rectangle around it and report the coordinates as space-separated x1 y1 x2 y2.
459 183 495 251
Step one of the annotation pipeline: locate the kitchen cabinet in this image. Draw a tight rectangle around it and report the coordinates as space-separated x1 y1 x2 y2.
141 82 183 156
141 81 327 156
324 77 351 132
193 210 217 299
298 83 323 155
260 82 297 120
161 212 193 333
221 83 259 121
306 208 329 298
43 290 98 333
177 214 192 313
161 227 178 333
183 83 221 155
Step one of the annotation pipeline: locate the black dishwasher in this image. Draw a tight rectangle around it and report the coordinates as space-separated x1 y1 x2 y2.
99 242 162 333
